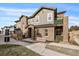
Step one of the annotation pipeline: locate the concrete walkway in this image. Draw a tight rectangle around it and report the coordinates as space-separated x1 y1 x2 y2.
21 38 37 43
26 43 68 56
0 35 68 56
0 35 31 46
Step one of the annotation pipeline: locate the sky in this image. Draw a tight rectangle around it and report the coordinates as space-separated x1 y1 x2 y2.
0 3 79 29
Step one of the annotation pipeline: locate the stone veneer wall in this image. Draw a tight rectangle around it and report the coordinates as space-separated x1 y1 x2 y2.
63 16 68 42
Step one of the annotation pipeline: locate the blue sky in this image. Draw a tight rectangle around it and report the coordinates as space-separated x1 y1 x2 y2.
0 3 79 29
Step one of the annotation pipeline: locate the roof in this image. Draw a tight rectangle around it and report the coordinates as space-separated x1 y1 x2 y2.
57 11 66 14
9 26 15 28
28 7 57 19
15 15 28 23
15 7 66 23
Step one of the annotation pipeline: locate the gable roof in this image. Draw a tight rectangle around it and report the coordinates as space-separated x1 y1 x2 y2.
28 7 57 19
15 7 66 23
15 15 28 23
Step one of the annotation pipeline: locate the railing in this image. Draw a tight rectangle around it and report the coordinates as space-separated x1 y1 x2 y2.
54 17 63 25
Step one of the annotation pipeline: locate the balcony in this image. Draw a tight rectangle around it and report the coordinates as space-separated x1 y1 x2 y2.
54 17 63 26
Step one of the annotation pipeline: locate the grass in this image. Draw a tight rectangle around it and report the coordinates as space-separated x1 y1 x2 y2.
0 44 40 56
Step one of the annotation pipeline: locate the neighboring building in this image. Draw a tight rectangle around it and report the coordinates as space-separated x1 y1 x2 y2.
15 7 68 42
0 28 1 34
1 26 15 35
15 15 28 36
1 26 10 35
0 30 1 34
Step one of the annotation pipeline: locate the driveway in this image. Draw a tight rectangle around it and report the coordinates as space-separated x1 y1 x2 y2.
26 43 68 56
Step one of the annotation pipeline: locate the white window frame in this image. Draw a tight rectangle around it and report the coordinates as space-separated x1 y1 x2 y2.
47 12 53 22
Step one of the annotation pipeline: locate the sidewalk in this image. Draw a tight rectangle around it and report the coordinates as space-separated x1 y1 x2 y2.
26 43 68 56
0 35 31 46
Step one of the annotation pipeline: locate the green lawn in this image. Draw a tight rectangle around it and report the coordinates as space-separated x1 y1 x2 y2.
0 44 40 56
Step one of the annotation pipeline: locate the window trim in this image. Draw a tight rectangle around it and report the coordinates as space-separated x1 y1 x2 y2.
47 12 53 22
45 29 48 36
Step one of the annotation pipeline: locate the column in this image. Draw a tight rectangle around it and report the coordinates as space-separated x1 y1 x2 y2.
63 16 68 42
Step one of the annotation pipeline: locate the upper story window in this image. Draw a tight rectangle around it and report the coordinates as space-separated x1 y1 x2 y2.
47 13 53 21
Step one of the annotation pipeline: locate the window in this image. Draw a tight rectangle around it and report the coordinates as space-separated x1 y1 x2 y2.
47 13 53 21
45 29 48 36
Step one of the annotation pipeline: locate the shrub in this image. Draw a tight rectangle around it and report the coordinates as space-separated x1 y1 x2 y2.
12 33 23 40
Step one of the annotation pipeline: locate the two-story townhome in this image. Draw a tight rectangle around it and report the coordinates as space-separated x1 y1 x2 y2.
15 7 68 43
15 15 28 37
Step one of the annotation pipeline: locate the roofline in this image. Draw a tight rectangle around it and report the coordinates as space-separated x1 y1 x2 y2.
15 20 19 23
28 7 57 19
15 7 66 22
15 15 28 23
57 11 66 14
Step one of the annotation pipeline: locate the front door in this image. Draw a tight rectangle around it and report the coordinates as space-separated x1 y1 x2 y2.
28 28 32 38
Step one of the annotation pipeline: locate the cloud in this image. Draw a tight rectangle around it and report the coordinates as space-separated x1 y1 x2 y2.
0 7 37 13
0 7 37 16
0 7 38 28
0 16 18 21
0 17 17 28
55 4 79 13
69 16 79 27
0 16 18 27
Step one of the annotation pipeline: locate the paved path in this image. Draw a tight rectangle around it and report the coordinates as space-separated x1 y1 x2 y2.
26 43 68 56
0 34 68 56
0 35 30 46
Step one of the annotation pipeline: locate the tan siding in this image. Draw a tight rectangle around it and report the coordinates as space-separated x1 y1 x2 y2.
16 22 21 28
16 16 28 35
35 27 54 41
28 9 55 25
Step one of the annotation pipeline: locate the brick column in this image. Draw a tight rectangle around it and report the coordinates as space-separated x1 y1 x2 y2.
63 16 68 42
